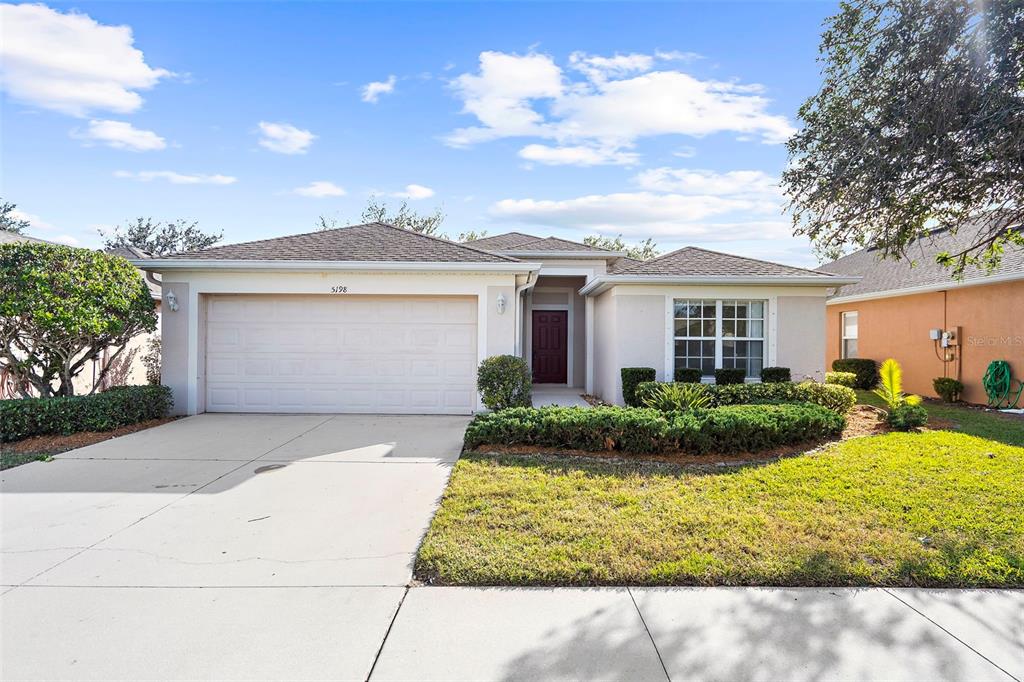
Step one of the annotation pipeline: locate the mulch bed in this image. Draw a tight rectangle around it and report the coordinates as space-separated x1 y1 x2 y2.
1 417 179 458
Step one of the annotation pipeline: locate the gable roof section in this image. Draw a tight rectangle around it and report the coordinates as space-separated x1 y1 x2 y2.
464 231 540 250
617 246 836 278
468 232 620 256
818 221 1024 301
159 222 521 264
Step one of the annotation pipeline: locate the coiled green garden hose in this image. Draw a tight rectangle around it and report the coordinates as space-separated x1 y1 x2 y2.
982 360 1023 409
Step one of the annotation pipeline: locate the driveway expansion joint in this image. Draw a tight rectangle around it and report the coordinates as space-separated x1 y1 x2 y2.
627 587 672 682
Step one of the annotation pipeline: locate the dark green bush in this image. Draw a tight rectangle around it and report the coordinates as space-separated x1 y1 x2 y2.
634 380 857 415
464 403 845 455
714 368 746 385
0 385 173 442
477 355 532 410
825 371 858 388
621 367 657 406
932 377 963 403
831 358 879 389
760 367 791 383
673 367 703 383
888 403 929 430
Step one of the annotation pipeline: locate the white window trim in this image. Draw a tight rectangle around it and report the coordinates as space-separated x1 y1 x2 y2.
841 310 859 359
665 297 770 381
527 287 574 387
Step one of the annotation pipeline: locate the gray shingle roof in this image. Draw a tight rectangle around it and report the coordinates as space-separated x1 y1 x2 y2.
468 232 618 254
464 231 540 250
608 256 642 273
818 222 1024 298
617 246 837 278
0 231 50 245
164 222 520 263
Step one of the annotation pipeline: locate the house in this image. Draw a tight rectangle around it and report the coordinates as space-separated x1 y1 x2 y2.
818 221 1024 404
132 222 857 415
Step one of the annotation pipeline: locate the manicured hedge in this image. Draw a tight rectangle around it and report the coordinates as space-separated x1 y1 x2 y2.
760 367 791 383
621 367 656 406
477 355 532 410
825 371 858 388
0 385 173 442
464 404 845 455
673 367 703 383
831 358 879 389
714 368 746 385
635 380 857 414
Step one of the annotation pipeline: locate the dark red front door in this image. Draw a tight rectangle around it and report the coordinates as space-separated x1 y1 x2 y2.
532 310 568 384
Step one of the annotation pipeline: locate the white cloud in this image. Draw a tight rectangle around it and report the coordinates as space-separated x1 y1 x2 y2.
0 4 170 116
73 119 166 151
518 143 639 167
11 209 56 232
114 170 237 185
673 146 697 158
633 168 779 197
51 234 80 246
257 121 316 154
361 75 396 103
391 184 435 200
293 181 346 198
445 50 794 164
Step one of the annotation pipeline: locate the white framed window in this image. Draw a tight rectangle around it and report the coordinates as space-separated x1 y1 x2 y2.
673 299 767 379
841 311 858 359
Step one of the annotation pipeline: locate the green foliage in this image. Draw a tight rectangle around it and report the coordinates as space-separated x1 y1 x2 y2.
361 197 445 236
826 371 858 388
673 367 702 383
0 243 158 397
874 358 922 410
640 382 711 412
582 234 660 260
0 199 30 234
714 368 746 385
760 367 791 383
0 385 172 442
621 367 657 406
463 403 844 455
477 355 532 410
142 336 161 385
782 0 1024 277
102 217 222 256
635 380 857 415
888 403 929 431
831 358 879 389
933 377 964 403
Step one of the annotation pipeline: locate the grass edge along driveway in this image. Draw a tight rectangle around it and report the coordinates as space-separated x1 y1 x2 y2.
416 401 1024 588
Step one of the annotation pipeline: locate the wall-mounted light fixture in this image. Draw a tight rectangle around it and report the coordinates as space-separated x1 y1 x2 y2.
496 292 507 315
166 290 180 312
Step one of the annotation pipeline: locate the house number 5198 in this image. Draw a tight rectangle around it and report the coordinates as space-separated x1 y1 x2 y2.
331 285 348 293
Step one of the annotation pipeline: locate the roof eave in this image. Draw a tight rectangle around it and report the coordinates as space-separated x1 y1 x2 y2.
579 274 861 296
131 258 542 273
498 250 626 259
826 270 1024 305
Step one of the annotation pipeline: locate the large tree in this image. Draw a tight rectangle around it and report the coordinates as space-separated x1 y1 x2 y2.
584 234 660 261
102 217 223 256
0 243 158 397
361 197 445 236
783 0 1024 276
0 200 31 234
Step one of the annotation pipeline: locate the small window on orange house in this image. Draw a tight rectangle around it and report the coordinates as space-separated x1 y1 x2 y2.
841 311 858 359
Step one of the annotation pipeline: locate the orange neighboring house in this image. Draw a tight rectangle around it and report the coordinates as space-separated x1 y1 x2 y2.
818 221 1024 405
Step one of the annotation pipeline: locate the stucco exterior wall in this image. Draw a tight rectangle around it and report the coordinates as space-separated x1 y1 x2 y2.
592 290 617 402
826 280 1024 404
776 295 827 381
160 281 190 415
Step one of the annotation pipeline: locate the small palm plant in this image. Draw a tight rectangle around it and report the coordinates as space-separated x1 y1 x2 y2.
641 382 712 412
873 358 921 409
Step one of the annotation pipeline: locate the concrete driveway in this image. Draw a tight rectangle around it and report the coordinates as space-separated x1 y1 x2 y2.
1 413 466 681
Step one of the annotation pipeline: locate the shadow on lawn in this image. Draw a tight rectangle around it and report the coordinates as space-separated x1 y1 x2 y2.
499 586 994 681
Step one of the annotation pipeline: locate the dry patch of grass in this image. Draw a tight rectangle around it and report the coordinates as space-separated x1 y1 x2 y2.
417 431 1023 587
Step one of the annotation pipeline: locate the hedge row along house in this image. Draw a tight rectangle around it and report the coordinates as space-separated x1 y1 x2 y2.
819 220 1024 405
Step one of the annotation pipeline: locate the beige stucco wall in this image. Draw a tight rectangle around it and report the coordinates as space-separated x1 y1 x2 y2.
592 290 617 401
776 295 827 381
160 281 190 415
486 284 515 357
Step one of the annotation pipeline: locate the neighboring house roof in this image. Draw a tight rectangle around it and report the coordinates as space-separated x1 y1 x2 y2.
0 231 50 245
467 232 620 256
106 245 154 259
464 231 541 250
159 222 521 264
818 221 1024 302
617 246 837 278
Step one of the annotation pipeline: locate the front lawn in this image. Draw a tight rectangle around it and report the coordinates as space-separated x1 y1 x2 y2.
417 429 1024 587
855 390 1024 446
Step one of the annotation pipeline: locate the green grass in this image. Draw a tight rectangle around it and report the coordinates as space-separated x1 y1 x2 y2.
855 390 1024 446
0 451 53 470
417 430 1024 587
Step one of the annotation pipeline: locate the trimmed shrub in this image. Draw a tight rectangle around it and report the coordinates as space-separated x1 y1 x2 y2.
673 367 703 383
714 368 746 385
635 380 857 415
621 367 657 406
640 382 711 412
826 371 858 388
831 358 879 389
760 367 791 383
933 377 964 403
477 355 532 410
0 385 173 442
464 403 845 455
888 403 929 431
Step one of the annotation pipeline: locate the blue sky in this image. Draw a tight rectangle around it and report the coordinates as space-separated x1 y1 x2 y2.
1 1 839 265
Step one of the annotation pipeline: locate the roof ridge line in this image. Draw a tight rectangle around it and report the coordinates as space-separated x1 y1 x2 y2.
372 222 523 263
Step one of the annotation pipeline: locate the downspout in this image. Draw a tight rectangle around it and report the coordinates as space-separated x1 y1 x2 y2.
514 270 539 357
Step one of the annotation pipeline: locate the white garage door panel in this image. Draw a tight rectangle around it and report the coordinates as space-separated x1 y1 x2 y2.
205 295 478 414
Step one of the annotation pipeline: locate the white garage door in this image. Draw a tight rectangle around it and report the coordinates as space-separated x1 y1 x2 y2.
204 295 478 414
